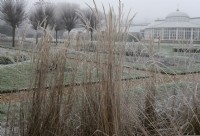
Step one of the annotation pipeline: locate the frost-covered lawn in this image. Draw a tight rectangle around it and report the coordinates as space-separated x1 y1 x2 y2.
0 60 148 92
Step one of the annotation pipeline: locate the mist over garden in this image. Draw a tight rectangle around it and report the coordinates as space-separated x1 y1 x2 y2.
0 0 200 135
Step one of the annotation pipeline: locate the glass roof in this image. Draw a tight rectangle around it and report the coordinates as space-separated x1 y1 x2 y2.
146 10 200 29
166 9 190 22
167 9 189 18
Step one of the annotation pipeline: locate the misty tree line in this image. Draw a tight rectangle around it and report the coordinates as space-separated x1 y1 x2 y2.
0 0 101 47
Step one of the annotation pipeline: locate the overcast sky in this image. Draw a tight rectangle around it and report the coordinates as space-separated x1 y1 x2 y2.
29 0 200 23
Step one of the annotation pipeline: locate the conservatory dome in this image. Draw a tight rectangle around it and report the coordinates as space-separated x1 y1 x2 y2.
144 9 200 44
166 9 190 22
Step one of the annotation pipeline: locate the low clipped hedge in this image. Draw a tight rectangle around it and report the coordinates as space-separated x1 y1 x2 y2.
0 54 29 65
0 56 13 65
173 47 200 53
13 55 28 62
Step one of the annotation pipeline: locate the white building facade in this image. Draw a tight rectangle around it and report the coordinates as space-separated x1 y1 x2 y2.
144 9 200 44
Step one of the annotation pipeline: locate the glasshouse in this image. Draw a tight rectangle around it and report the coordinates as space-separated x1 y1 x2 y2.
144 9 200 43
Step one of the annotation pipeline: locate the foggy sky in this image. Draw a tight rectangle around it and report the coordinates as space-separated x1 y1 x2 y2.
29 0 200 23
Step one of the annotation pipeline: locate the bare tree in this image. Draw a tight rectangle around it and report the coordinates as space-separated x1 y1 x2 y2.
79 8 101 41
0 0 26 47
52 4 64 45
29 3 55 44
44 4 55 29
60 3 80 36
54 17 64 45
29 6 43 44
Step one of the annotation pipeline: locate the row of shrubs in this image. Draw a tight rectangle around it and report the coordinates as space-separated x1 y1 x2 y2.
173 47 200 53
0 55 28 65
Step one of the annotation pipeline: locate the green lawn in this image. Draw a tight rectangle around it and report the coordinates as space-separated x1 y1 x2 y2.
128 81 199 99
0 61 148 92
0 62 32 91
